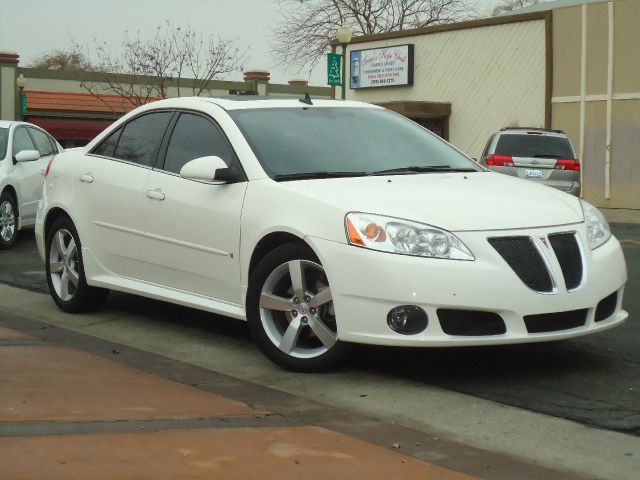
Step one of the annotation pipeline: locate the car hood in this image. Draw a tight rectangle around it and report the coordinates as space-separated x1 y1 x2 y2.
278 172 584 232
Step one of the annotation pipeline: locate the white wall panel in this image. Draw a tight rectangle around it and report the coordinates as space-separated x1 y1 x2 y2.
346 20 547 158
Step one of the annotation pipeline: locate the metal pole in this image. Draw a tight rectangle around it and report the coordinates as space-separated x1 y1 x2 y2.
341 43 347 100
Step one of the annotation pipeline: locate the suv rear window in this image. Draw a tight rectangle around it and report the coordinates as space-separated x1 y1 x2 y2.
495 134 574 159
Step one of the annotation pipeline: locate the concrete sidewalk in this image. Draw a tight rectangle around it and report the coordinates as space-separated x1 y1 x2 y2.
0 317 579 480
602 208 640 225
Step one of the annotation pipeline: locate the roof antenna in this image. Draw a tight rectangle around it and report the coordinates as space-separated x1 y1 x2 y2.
299 92 313 105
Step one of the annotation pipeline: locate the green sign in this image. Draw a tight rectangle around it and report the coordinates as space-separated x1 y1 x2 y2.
327 53 342 86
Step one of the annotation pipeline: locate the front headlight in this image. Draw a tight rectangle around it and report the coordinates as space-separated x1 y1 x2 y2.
580 200 611 249
345 212 474 260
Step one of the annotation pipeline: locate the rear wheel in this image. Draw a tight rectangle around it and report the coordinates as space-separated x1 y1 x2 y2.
247 243 350 372
46 217 109 313
0 192 18 249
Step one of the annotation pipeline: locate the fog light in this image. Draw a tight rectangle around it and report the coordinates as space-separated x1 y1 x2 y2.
387 305 428 335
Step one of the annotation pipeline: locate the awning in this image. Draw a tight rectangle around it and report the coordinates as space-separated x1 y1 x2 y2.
25 116 114 141
376 101 451 119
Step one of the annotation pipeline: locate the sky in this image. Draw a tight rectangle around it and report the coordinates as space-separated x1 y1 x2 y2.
1 0 518 86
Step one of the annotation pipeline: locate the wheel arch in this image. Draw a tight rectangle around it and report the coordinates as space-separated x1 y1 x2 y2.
248 231 319 279
1 184 19 210
44 206 74 240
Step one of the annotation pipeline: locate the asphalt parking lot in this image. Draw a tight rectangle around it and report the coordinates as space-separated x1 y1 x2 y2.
1 224 638 436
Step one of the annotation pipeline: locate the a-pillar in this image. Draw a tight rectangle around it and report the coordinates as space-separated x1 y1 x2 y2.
0 52 19 121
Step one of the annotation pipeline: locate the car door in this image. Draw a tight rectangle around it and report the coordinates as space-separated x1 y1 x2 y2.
26 127 58 219
75 111 174 280
140 111 247 304
10 126 43 222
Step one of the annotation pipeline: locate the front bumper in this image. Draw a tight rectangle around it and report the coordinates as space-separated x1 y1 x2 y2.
307 223 627 347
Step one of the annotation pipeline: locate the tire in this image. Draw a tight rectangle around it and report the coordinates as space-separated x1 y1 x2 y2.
247 243 350 372
0 191 18 249
45 216 109 313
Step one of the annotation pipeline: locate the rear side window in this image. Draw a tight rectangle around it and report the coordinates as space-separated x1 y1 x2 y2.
0 128 8 158
113 112 173 167
12 127 36 155
92 128 122 158
481 134 495 158
162 113 237 174
28 127 57 156
495 135 574 159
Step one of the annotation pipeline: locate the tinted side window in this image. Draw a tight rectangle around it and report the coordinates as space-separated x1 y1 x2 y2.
12 127 36 155
28 128 57 156
92 128 122 158
113 112 173 167
163 113 236 174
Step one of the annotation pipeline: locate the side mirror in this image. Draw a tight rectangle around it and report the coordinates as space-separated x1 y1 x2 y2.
213 167 241 183
14 150 41 163
180 156 229 183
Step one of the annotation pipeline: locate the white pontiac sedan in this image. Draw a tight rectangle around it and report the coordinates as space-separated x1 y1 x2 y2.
35 97 628 371
1 120 61 249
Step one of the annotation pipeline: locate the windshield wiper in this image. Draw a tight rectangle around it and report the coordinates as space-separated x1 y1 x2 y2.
372 165 477 175
273 171 369 181
533 154 562 159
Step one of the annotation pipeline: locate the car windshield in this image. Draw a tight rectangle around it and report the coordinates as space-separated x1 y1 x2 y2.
495 134 574 159
0 128 8 159
229 107 481 179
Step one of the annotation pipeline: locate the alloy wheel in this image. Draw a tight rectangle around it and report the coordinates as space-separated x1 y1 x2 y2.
259 259 337 359
48 228 80 301
0 200 16 243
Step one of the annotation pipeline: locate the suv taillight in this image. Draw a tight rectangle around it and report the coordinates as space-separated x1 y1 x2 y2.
486 154 514 167
554 159 580 171
44 157 55 177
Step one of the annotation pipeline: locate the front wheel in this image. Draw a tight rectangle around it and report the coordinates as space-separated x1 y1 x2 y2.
46 217 109 313
247 244 350 372
0 192 18 249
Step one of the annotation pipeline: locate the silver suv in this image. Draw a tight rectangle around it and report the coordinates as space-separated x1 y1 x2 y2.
479 128 580 196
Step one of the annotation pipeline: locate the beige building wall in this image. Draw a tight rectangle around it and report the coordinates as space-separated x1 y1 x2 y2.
0 66 17 120
551 0 640 209
342 19 547 159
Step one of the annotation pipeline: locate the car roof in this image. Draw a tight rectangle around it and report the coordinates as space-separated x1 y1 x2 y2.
205 96 380 111
135 96 383 112
498 128 568 138
0 120 38 129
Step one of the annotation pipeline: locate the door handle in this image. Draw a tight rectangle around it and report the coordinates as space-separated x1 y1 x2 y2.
146 189 165 201
79 173 94 183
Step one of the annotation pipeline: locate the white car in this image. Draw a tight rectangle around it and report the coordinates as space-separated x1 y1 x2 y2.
0 121 61 249
35 97 628 371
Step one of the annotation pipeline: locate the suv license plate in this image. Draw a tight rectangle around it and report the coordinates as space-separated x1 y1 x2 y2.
526 169 542 177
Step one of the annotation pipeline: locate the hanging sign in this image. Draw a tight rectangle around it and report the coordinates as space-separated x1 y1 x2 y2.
327 53 342 86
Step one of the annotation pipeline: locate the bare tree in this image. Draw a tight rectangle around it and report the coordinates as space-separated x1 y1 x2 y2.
29 49 90 70
75 22 247 109
271 0 476 69
491 0 541 16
